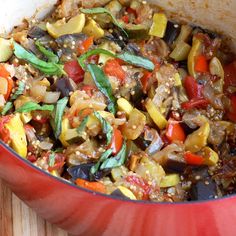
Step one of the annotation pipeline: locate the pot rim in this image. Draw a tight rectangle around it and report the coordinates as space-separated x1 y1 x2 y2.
1 140 235 205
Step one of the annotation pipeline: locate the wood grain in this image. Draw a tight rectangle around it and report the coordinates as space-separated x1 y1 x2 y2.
0 179 68 236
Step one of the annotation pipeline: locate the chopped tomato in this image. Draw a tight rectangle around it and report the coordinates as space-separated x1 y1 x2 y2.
184 152 204 165
184 76 203 99
81 85 97 97
104 59 126 83
140 71 152 93
166 120 186 142
47 153 66 172
27 154 37 163
64 60 85 83
125 175 151 200
195 55 209 73
75 178 106 193
78 37 94 55
0 115 11 143
108 128 123 155
224 61 236 92
126 7 137 17
121 15 129 24
181 98 209 110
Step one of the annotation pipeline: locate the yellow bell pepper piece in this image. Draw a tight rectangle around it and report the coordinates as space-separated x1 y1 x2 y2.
5 114 27 158
117 98 133 116
160 174 180 188
185 122 210 152
46 13 85 38
145 99 167 129
202 147 219 166
149 13 167 38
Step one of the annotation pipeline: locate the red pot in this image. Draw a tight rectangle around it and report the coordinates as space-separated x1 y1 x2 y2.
1 141 236 236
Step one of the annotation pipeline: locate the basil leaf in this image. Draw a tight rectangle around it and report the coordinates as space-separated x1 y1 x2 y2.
1 102 13 115
35 41 59 63
48 153 56 167
87 64 116 114
16 102 54 113
118 52 154 71
80 7 128 37
14 42 64 76
11 81 26 100
100 142 127 170
78 48 154 71
1 81 26 115
52 97 68 139
76 116 89 135
90 149 113 175
93 111 113 145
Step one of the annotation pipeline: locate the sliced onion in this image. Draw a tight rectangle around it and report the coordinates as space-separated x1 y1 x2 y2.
144 128 163 155
39 141 53 150
30 84 47 102
43 91 61 104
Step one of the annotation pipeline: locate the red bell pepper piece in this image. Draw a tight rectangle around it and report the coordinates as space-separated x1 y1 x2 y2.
126 7 137 17
121 15 129 24
140 71 152 93
0 115 11 143
181 98 209 110
75 178 106 193
125 175 151 200
78 37 94 55
64 60 85 83
81 85 97 97
184 76 203 99
104 59 126 83
184 151 204 165
224 61 236 92
166 120 186 142
108 127 123 155
195 54 209 73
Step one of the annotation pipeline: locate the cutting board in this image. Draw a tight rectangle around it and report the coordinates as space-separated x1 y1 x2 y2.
0 179 68 236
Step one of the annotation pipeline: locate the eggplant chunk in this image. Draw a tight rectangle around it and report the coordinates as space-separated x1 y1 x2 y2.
163 21 180 45
189 168 217 200
165 155 187 173
53 77 76 97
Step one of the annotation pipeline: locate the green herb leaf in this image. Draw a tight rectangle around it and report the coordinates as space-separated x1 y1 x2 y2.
93 111 113 145
35 41 59 63
100 142 127 169
90 149 113 175
11 81 26 100
1 102 13 115
1 81 26 115
14 42 64 76
80 7 128 37
48 152 56 167
118 52 154 71
52 97 68 139
78 48 154 71
16 102 54 113
87 64 116 114
76 116 89 135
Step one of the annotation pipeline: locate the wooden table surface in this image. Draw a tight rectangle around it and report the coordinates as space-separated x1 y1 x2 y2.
0 179 68 236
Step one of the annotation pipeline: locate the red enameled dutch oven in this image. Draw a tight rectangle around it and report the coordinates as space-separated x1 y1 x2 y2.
0 0 236 235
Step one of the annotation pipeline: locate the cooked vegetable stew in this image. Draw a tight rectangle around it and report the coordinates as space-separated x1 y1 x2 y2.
0 0 236 202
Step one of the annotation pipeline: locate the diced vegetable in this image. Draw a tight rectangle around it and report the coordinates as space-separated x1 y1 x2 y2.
160 174 180 188
166 120 186 142
108 128 123 155
195 55 209 73
187 37 202 78
117 97 133 116
116 186 136 200
64 60 85 83
184 151 204 165
163 21 180 45
209 57 224 93
111 166 128 181
0 38 13 62
169 41 191 61
145 99 167 129
121 108 146 140
4 114 27 158
59 118 70 147
105 0 122 16
46 13 86 38
125 24 149 40
174 72 182 86
104 59 126 82
224 61 236 92
201 147 219 166
75 178 106 193
149 13 167 38
20 113 32 124
181 98 209 110
184 122 210 152
183 76 203 100
173 24 192 48
82 19 105 39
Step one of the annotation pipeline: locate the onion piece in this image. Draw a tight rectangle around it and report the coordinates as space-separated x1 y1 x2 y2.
30 84 47 102
39 141 53 150
144 128 163 155
43 91 61 104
